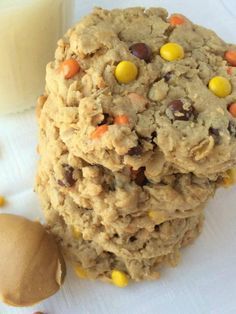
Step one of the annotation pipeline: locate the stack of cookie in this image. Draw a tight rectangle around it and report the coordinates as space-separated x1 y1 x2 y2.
36 7 236 284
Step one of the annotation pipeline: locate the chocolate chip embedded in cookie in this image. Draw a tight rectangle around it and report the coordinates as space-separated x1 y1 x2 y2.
127 145 143 156
209 127 221 145
58 164 76 187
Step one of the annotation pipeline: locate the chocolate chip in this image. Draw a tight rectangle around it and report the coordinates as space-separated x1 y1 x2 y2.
154 225 160 232
151 131 157 144
107 251 114 257
129 43 152 62
163 71 172 82
151 131 157 139
127 145 143 156
133 167 148 187
58 164 76 187
209 127 221 144
98 113 113 126
209 127 220 136
108 184 116 191
129 236 137 242
58 179 66 187
228 121 236 136
168 99 194 121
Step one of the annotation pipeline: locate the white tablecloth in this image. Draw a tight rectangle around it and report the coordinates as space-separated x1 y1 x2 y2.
0 0 236 313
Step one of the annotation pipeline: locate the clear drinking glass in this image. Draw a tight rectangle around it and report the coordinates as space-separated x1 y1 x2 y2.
0 0 73 115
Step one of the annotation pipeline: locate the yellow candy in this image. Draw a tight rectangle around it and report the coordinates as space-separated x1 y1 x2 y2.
75 265 88 279
208 76 232 98
148 210 168 224
0 196 5 207
160 42 184 61
111 270 128 288
115 61 138 84
72 226 81 239
223 168 236 187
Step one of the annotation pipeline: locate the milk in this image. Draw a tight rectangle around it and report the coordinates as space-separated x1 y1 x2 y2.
0 0 67 115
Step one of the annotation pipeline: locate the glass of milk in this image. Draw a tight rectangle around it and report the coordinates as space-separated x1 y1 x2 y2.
0 0 73 115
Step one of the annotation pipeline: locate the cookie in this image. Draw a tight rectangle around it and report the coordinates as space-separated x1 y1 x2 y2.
36 97 214 281
48 210 203 281
43 7 236 179
36 7 235 283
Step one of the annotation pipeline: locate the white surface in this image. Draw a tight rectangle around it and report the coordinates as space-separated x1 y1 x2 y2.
0 0 236 313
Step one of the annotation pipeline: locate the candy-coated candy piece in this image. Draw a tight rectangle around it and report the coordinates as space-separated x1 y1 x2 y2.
111 270 128 288
160 43 184 61
129 43 152 62
114 115 129 125
60 59 80 79
223 168 236 187
75 266 88 279
228 103 236 117
169 14 186 26
115 61 138 84
168 99 194 121
91 125 108 139
208 76 232 98
0 196 5 207
225 50 236 66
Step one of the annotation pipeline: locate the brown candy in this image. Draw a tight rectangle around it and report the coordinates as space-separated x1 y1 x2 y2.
168 99 194 121
129 43 152 62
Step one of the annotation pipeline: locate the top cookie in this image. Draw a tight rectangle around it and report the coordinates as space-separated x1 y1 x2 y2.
44 7 236 179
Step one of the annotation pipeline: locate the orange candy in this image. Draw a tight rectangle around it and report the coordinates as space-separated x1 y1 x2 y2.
225 50 236 66
91 125 108 139
228 103 236 118
114 115 129 125
60 59 80 79
169 14 186 26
